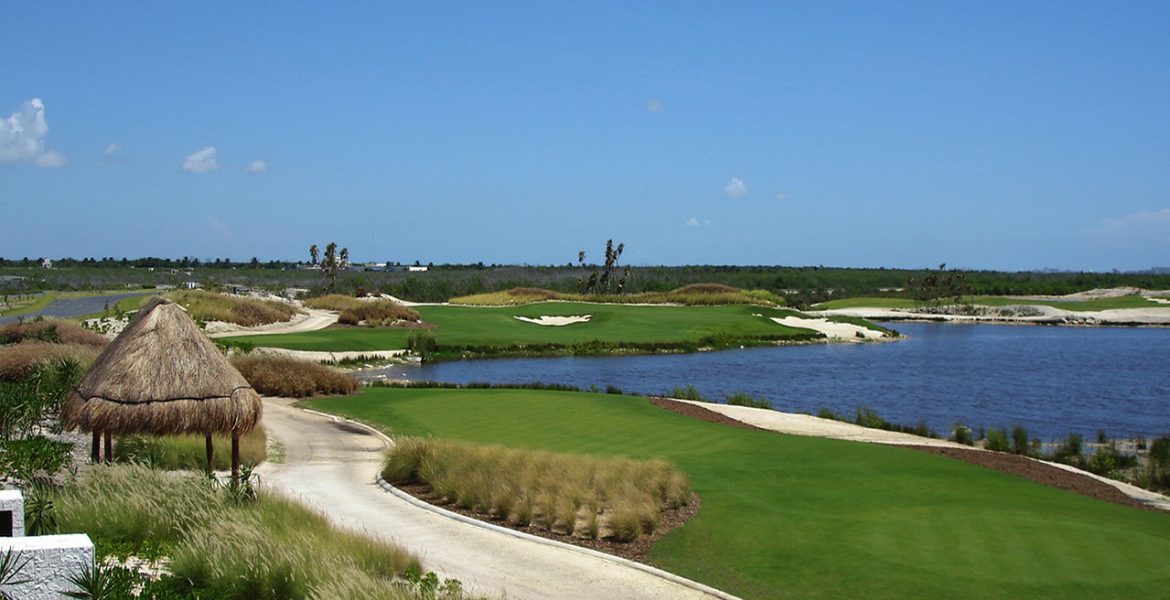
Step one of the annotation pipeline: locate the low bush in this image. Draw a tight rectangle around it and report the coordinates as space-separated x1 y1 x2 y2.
1011 425 1031 456
337 301 421 327
725 392 770 409
0 319 108 348
168 290 300 327
668 385 707 402
383 437 690 542
854 407 886 429
302 294 367 311
951 423 973 446
232 354 359 397
0 435 73 482
113 427 268 470
0 341 98 381
984 428 1011 452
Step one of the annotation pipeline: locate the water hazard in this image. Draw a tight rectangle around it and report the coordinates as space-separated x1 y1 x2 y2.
364 322 1170 441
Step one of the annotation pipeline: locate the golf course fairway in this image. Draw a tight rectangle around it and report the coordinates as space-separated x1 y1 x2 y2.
307 387 1170 599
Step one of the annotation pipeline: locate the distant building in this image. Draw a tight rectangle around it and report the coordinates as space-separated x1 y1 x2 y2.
183 281 198 290
408 265 428 272
40 258 52 269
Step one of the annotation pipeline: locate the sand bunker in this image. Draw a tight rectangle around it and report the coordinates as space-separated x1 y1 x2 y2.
771 316 884 341
513 315 592 326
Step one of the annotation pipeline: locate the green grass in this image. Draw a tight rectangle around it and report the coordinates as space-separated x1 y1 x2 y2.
113 427 268 470
816 294 1162 312
223 303 839 353
309 388 1170 599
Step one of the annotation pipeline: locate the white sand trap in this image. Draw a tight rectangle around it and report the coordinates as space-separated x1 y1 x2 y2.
513 315 592 326
771 316 884 341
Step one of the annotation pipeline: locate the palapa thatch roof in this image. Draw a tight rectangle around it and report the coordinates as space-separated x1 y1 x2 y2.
62 296 262 436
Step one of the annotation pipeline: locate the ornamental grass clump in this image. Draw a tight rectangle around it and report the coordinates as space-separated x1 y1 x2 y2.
231 354 359 397
382 438 690 542
337 301 421 327
114 427 268 470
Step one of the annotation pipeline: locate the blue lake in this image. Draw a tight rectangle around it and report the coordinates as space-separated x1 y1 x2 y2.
367 322 1170 441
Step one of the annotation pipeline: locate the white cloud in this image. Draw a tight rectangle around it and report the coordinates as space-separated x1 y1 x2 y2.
103 143 122 156
724 177 747 197
183 146 218 173
645 99 662 113
0 98 66 167
245 159 267 173
775 192 789 201
1099 208 1170 235
684 217 712 227
34 151 66 167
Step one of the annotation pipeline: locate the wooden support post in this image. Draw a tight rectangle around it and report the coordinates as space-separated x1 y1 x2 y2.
103 432 112 464
231 433 240 483
205 433 214 476
91 431 100 463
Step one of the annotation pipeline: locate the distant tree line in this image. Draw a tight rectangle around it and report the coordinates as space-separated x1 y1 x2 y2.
3 258 1170 305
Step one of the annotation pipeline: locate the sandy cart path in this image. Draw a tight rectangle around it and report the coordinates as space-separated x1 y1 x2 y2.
256 398 731 600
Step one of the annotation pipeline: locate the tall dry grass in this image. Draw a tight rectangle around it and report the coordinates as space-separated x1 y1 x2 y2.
449 284 783 307
232 354 359 397
0 319 109 348
168 290 301 327
114 427 268 470
383 438 690 542
54 464 422 599
337 302 420 326
0 341 102 380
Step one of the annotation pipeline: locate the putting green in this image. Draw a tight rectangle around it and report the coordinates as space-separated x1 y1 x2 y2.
223 303 834 352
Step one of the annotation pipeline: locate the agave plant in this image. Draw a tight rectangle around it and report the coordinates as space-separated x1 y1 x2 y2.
0 548 31 600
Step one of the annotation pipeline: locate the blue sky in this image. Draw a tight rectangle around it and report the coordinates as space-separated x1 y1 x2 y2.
2 2 1168 271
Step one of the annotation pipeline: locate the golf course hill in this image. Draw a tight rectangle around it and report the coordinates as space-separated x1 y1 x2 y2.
219 285 897 360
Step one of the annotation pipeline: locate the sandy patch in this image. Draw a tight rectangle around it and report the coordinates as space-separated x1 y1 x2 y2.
770 316 884 341
251 346 406 363
514 315 592 326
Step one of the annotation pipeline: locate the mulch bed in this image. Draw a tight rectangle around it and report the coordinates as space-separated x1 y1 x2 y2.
395 482 701 563
648 396 767 431
906 445 1150 510
648 396 1153 511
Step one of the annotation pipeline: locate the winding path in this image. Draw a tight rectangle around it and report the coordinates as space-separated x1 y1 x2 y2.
255 398 731 600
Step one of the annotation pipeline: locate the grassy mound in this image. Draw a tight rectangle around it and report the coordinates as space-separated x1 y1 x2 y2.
232 354 359 397
304 294 421 327
449 284 783 307
0 318 109 347
113 427 268 470
52 464 421 599
168 290 301 327
384 437 689 541
0 319 108 380
311 387 1170 599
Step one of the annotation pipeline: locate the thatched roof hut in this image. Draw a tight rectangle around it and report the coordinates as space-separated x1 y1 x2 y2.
62 296 261 475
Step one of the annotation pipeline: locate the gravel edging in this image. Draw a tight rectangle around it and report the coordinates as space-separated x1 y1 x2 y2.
296 405 742 600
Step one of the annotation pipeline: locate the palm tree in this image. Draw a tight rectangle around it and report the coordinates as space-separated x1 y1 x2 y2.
309 244 319 266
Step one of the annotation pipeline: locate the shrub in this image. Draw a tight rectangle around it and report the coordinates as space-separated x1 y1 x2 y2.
383 438 689 542
854 407 887 430
0 436 73 482
337 301 420 327
0 319 108 348
0 342 101 381
232 355 359 397
1011 425 1030 456
666 385 706 402
984 428 1011 452
817 407 844 421
303 294 367 311
406 332 438 361
725 392 770 409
